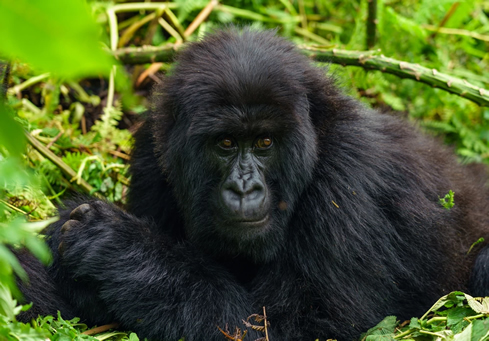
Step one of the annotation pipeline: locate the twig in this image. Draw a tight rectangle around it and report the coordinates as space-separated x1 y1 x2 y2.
162 9 186 41
0 199 28 215
111 2 177 13
136 62 164 86
158 17 184 45
294 27 329 45
119 12 157 48
114 45 489 107
114 44 175 64
429 2 460 39
7 73 50 96
366 0 377 49
45 131 63 149
81 116 87 135
216 4 299 24
423 25 489 42
25 131 96 195
184 0 219 38
82 322 120 335
298 0 307 41
1 62 11 100
109 150 131 160
263 307 269 341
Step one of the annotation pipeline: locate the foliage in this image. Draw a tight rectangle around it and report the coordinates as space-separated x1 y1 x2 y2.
0 281 142 341
439 190 455 210
0 0 115 78
0 0 489 340
362 292 489 341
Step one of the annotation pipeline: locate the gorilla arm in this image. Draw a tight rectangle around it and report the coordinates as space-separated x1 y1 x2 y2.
46 199 258 341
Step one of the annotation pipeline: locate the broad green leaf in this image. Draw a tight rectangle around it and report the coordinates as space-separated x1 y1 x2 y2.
471 318 489 341
448 307 474 334
0 0 114 78
0 282 18 321
0 102 25 157
465 294 489 314
409 317 421 329
363 316 397 341
420 291 466 320
0 246 26 281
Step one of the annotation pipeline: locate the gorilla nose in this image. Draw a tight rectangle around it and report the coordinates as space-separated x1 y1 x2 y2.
222 181 267 217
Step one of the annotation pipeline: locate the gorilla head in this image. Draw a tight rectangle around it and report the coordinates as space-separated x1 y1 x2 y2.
149 29 322 261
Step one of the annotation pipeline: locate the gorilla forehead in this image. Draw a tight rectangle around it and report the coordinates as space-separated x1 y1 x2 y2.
186 104 303 139
169 28 311 115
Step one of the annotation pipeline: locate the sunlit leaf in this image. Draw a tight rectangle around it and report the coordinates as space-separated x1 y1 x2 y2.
0 102 25 157
0 0 114 78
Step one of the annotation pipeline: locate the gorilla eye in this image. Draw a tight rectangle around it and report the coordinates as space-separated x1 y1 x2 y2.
218 137 236 149
255 136 273 150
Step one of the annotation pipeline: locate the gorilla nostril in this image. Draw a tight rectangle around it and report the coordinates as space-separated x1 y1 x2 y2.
224 182 245 197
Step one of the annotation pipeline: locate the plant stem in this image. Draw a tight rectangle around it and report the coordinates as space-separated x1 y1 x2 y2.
429 2 460 39
25 132 96 195
111 2 178 13
423 25 489 42
1 62 11 100
303 47 489 107
366 0 377 49
394 328 415 339
7 73 50 96
113 45 489 107
184 0 218 38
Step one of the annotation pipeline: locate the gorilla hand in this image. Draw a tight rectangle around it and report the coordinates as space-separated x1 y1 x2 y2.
54 200 259 341
57 201 145 280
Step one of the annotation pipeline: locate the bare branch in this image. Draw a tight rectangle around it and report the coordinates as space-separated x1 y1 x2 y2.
113 45 489 107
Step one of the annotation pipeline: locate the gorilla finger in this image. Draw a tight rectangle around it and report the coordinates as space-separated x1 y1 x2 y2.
58 241 65 255
70 203 92 221
61 219 80 234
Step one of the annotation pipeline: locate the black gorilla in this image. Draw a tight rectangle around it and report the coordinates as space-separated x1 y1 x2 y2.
18 28 489 340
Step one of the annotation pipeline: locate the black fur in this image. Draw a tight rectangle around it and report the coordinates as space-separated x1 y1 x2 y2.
19 28 489 340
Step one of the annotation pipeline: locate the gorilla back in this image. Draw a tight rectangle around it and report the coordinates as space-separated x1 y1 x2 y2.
19 28 489 340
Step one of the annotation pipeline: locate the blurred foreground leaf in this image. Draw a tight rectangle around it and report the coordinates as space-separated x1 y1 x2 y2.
0 102 25 158
0 0 114 78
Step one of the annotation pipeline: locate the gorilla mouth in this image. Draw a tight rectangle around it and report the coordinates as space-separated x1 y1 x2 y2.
232 214 270 228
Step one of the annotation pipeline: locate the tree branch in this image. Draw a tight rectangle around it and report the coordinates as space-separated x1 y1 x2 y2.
114 45 176 64
302 47 489 107
113 45 489 107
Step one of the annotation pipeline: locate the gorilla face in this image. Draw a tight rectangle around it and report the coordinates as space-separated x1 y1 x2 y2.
150 29 320 261
169 104 316 261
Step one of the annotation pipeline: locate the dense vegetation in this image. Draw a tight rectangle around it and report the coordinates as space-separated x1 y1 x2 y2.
1 0 489 339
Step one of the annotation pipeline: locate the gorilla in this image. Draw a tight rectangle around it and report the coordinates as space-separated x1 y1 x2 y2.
18 27 489 340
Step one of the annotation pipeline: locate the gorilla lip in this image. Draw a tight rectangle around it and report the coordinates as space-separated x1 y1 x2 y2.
232 214 269 227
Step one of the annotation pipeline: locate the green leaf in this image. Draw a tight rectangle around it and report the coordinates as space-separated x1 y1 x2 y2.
421 291 466 320
471 318 489 341
363 316 397 341
468 238 485 255
0 245 26 281
0 0 114 78
439 190 455 210
0 102 25 157
447 307 473 334
129 333 140 341
0 282 19 321
409 317 421 329
465 294 489 314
